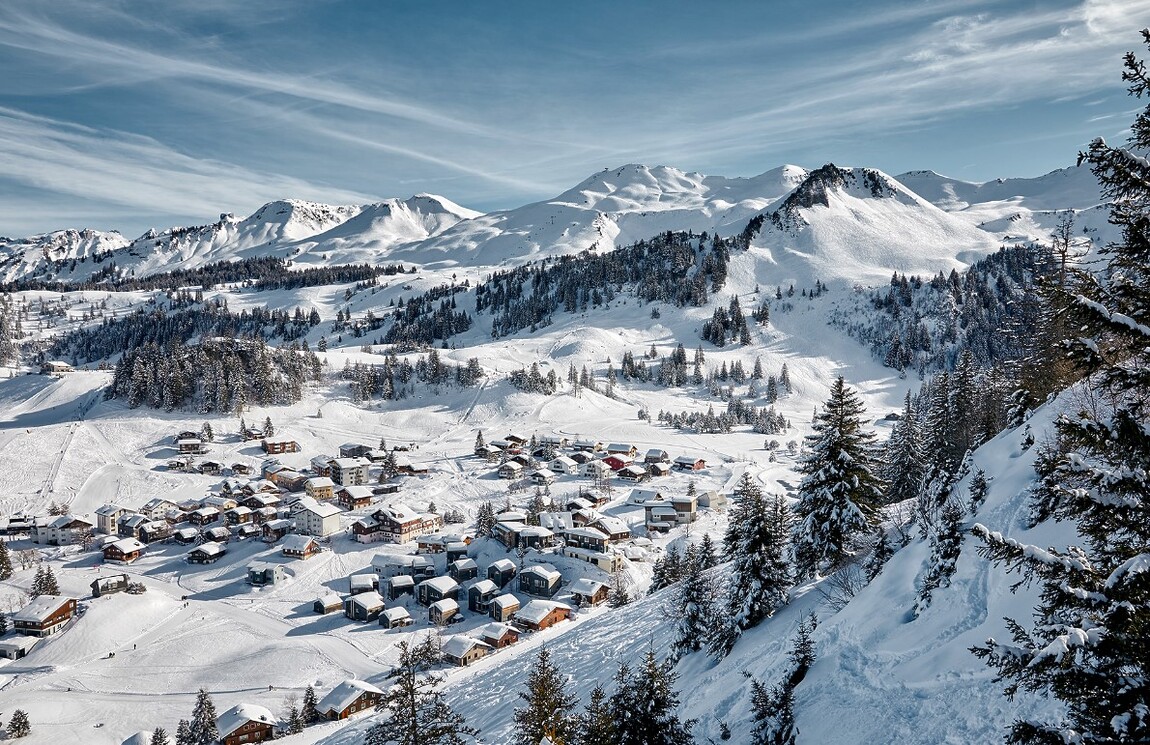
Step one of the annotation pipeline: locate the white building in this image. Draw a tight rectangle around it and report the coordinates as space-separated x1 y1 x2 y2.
296 501 342 537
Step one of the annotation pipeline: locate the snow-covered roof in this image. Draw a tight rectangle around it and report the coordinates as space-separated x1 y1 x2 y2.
497 510 527 522
302 502 341 518
316 592 343 607
566 527 609 541
306 476 335 489
492 593 520 609
109 538 146 553
382 606 411 622
372 553 433 571
519 526 553 537
348 591 385 610
318 679 383 715
619 464 647 475
522 564 561 582
390 575 415 588
477 622 517 641
489 558 516 572
95 503 126 516
339 485 374 498
190 541 225 556
674 455 705 465
350 573 375 588
451 558 478 570
13 595 71 623
590 516 630 535
216 703 278 739
606 443 634 451
568 577 608 596
421 576 460 593
470 579 498 595
627 488 663 504
515 599 571 625
551 456 577 468
282 534 319 552
0 635 40 654
429 598 459 613
442 635 489 658
49 514 92 528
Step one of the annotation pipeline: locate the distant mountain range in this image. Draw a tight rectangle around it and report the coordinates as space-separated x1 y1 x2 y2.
0 161 1108 286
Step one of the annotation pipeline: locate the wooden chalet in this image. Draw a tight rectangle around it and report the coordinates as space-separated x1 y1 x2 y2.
601 455 632 471
173 527 200 545
344 591 386 622
387 575 416 599
644 448 671 464
673 455 707 471
262 518 294 543
518 564 562 598
529 469 555 486
281 534 321 560
606 443 638 458
478 621 519 649
187 541 227 564
467 579 499 613
569 577 610 607
177 438 209 455
104 537 146 565
490 593 520 622
12 595 77 637
261 438 300 455
416 576 460 606
588 516 632 542
549 456 579 475
442 635 490 666
224 506 253 525
487 559 517 588
247 561 287 586
565 527 610 553
513 600 572 631
428 598 460 626
449 558 479 582
203 525 231 543
339 442 372 458
335 485 374 510
498 461 524 480
380 606 413 628
187 506 220 526
319 679 384 720
571 439 603 452
314 593 344 614
216 704 278 745
139 520 172 543
91 573 130 597
617 464 648 482
647 461 672 478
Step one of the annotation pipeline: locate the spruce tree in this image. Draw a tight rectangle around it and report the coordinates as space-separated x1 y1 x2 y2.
915 499 966 616
514 647 577 745
673 548 714 657
607 569 632 608
697 532 718 569
175 719 193 745
30 565 44 598
0 540 12 581
286 706 304 734
263 416 275 438
967 468 990 513
189 688 219 745
883 391 924 504
475 501 497 539
6 709 29 738
574 684 616 745
793 377 884 578
150 727 171 745
611 650 694 745
0 611 7 635
365 636 478 745
972 34 1150 744
41 565 60 596
302 684 320 723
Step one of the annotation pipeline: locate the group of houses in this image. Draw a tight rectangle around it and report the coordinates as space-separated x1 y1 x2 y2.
207 677 389 743
481 434 707 487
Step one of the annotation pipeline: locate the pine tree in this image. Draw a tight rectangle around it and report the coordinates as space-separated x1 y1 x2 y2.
712 478 792 658
286 706 304 734
697 532 718 569
883 391 924 504
475 501 497 539
30 565 44 598
972 35 1150 744
967 468 990 513
573 684 616 745
607 569 632 608
748 677 796 745
263 416 275 438
864 529 895 581
0 611 7 635
365 636 478 745
475 430 485 450
514 647 577 745
6 709 30 738
914 499 966 616
611 649 694 745
302 684 320 723
673 547 714 657
150 727 171 745
793 377 884 578
175 719 193 745
189 688 219 745
0 540 12 581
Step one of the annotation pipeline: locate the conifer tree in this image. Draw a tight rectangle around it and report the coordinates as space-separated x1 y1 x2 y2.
607 569 632 608
151 727 171 745
263 416 275 438
41 565 60 596
915 499 966 616
864 529 895 582
673 547 714 657
189 688 218 745
286 706 304 734
883 391 924 504
697 532 718 569
610 650 694 745
365 636 478 745
175 719 193 745
972 34 1150 744
302 684 320 723
475 501 497 539
748 677 795 745
967 468 990 513
574 684 616 745
0 611 7 635
6 709 30 738
514 647 577 745
0 540 12 581
793 377 884 578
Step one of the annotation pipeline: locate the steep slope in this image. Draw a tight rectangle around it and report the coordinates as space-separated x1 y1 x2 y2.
0 228 129 283
742 164 1003 285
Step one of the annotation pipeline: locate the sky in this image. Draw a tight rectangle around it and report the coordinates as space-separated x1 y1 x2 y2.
0 0 1148 238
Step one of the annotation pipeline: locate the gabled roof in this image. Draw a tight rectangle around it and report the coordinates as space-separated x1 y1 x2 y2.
477 621 517 641
316 592 343 607
590 516 630 535
420 576 460 593
566 527 609 541
348 591 385 610
382 606 411 622
48 514 92 529
338 485 374 499
569 577 608 595
489 558 516 572
521 564 561 582
95 503 126 516
318 679 383 715
189 541 225 556
216 704 277 739
282 534 319 553
13 595 72 623
306 476 335 489
302 502 341 518
492 593 520 609
515 599 571 624
429 597 460 613
469 579 498 595
442 635 490 658
109 538 146 553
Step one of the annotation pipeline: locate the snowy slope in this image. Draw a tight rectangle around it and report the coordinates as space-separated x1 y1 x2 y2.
0 229 130 284
897 165 1103 213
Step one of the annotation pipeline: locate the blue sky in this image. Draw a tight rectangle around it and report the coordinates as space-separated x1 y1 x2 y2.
0 0 1147 238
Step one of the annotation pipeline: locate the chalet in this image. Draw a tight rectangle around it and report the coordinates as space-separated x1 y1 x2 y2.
314 593 343 614
188 507 220 526
273 469 307 492
566 496 594 512
571 439 602 452
549 456 579 475
602 455 631 472
380 606 413 629
174 527 200 545
387 575 415 599
355 503 441 544
478 621 519 649
139 520 172 543
508 453 533 468
468 579 499 613
232 462 254 475
251 505 279 524
673 455 707 471
568 451 595 465
487 559 517 588
540 435 568 450
187 541 227 564
140 498 179 521
203 525 231 543
416 576 460 606
449 558 478 582
627 487 664 505
442 635 490 666
262 519 294 543
349 573 378 595
489 439 515 453
41 360 73 374
562 546 624 573
565 527 610 553
216 704 278 745
518 526 555 550
329 457 371 486
0 513 33 535
606 443 638 458
491 593 520 622
698 490 727 509
282 534 322 559
445 541 469 563
237 523 260 539
498 461 524 480
247 561 287 586
569 577 610 607
538 511 574 533
671 494 699 523
296 501 341 537
118 513 149 539
0 636 39 660
504 433 528 446
198 461 222 476
91 573 131 597
580 460 612 480
339 443 372 459
474 443 502 460
529 469 556 486
647 462 672 478
371 554 436 581
335 485 374 510
305 477 336 501
310 456 334 477
645 503 680 531
428 598 460 626
12 595 77 637
345 591 386 622
177 438 208 455
513 600 572 631
31 514 93 546
588 516 632 542
617 464 648 482
518 564 562 598
417 535 447 553
261 438 300 455
374 482 400 495
318 679 384 720
94 503 128 535
204 494 239 511
497 509 528 523
224 506 253 525
367 449 390 463
395 460 429 476
104 537 146 565
644 449 671 464
174 430 199 442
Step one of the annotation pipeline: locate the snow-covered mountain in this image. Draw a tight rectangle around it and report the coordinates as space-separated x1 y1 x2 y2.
0 228 130 283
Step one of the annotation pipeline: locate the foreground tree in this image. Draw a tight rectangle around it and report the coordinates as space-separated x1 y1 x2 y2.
793 377 884 578
972 33 1150 744
189 689 219 745
365 636 478 745
150 727 171 745
0 539 13 580
6 710 30 738
174 719 193 745
610 650 694 745
302 684 321 723
514 647 577 745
